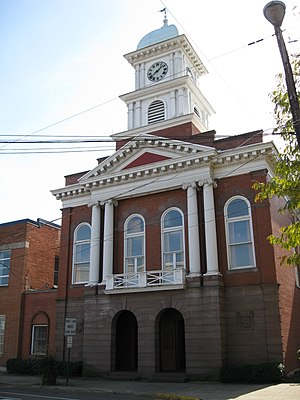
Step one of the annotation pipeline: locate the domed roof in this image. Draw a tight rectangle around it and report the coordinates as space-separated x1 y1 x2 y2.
137 16 179 50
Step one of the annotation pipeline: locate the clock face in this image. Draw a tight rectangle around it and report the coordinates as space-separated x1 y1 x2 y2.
147 61 168 82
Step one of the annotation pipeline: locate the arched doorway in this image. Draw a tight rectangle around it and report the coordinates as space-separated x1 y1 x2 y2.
159 308 186 372
115 311 137 371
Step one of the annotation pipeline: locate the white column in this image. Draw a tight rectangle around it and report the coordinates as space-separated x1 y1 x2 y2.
135 64 140 90
203 180 219 274
177 88 184 116
88 203 101 285
170 90 176 118
135 100 141 128
102 200 115 284
139 62 145 88
128 103 134 130
186 183 201 275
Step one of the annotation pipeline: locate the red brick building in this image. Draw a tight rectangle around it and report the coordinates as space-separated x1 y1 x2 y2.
51 18 300 379
0 219 60 365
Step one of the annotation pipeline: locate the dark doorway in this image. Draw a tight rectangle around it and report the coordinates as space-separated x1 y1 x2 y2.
159 308 186 372
115 311 137 371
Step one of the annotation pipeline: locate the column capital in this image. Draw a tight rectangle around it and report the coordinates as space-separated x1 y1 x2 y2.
182 182 197 190
100 199 118 207
87 201 101 208
198 178 217 188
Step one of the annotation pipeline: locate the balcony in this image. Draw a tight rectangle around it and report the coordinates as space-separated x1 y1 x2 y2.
105 268 186 294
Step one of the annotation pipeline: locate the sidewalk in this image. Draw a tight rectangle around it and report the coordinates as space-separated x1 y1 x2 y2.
0 367 299 400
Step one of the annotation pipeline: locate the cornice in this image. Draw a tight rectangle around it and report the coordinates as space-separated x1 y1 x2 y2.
124 34 207 76
52 141 277 201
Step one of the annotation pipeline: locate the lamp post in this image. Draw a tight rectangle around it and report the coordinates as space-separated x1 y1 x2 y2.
263 1 300 148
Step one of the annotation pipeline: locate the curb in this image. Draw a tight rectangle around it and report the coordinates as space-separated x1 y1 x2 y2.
155 394 201 400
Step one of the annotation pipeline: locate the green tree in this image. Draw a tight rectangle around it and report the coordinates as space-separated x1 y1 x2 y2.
253 54 300 266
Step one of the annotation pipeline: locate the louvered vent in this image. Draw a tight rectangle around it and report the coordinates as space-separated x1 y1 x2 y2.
148 100 165 124
194 107 200 118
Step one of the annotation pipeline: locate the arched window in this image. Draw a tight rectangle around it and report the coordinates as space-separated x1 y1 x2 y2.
73 223 91 283
224 197 256 270
148 100 165 124
161 208 185 271
124 215 145 273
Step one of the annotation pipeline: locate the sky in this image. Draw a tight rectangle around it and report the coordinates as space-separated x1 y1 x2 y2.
0 0 299 225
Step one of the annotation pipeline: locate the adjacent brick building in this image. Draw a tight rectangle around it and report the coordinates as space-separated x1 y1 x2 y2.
51 16 300 380
0 219 60 365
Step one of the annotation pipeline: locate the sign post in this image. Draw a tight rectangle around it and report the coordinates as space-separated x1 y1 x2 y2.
64 318 76 386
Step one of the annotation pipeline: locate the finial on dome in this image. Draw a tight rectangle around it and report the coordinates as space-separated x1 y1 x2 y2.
159 7 168 26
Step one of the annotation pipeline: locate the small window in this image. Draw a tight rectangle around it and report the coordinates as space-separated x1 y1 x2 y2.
224 197 256 270
0 315 5 356
73 223 91 284
54 256 59 287
124 215 145 273
31 325 48 355
295 265 300 288
161 208 185 271
0 250 10 286
148 100 165 124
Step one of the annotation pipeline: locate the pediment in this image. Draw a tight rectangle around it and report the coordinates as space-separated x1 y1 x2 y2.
79 134 215 183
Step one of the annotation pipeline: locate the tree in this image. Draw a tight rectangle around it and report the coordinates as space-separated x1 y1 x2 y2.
253 54 300 266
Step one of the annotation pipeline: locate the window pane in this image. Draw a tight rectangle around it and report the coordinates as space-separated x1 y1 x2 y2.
75 264 90 282
230 243 254 268
127 217 144 233
164 231 183 252
75 243 90 263
127 237 143 257
228 221 251 244
76 225 91 241
163 210 182 228
227 199 249 218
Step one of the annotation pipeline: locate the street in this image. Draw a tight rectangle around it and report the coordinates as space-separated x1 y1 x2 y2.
0 386 150 400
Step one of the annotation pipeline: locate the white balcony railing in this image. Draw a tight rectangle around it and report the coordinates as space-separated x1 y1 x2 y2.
105 268 185 291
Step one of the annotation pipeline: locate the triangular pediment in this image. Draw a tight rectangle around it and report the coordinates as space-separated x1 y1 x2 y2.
79 133 215 183
123 152 171 169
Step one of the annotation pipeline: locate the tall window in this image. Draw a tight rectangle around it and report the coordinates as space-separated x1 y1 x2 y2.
0 250 10 286
0 315 5 356
31 325 48 355
224 196 256 270
124 215 145 273
161 208 185 271
73 223 91 283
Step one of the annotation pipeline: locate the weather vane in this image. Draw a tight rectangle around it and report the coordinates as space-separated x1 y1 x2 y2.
158 7 168 25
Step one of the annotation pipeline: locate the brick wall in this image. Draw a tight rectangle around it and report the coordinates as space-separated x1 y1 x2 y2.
22 290 57 359
270 195 300 372
0 220 60 365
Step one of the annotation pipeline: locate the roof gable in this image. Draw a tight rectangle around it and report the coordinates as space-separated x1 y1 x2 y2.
79 134 215 182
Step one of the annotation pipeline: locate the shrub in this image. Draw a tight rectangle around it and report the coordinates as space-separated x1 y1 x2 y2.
221 362 285 383
6 358 82 377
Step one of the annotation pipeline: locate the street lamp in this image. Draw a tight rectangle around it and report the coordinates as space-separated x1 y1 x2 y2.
263 1 300 148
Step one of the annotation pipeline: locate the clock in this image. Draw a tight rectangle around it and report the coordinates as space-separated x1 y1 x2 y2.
147 61 168 82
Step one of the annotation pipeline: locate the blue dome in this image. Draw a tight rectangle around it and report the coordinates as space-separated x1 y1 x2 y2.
137 19 179 50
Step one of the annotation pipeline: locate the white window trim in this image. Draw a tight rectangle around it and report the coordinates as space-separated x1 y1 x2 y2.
124 214 146 273
31 324 48 356
72 222 91 284
161 207 186 271
224 196 256 270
